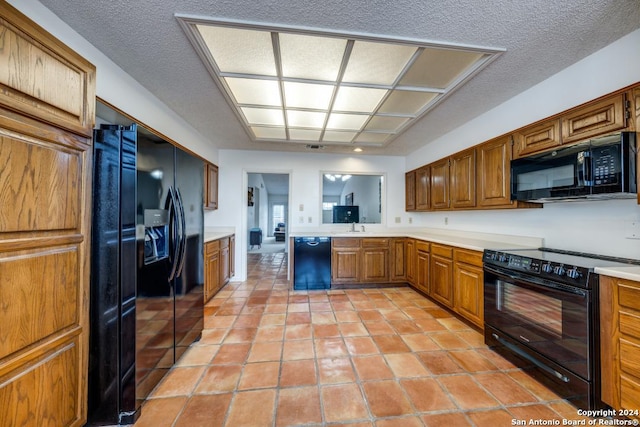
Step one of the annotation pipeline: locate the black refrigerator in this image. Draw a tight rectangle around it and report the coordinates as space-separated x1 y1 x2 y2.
88 124 204 425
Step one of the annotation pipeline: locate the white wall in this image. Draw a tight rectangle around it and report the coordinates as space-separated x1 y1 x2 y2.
403 28 640 260
205 151 406 280
10 0 219 164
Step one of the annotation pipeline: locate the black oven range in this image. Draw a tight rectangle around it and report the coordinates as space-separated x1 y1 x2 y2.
483 247 637 411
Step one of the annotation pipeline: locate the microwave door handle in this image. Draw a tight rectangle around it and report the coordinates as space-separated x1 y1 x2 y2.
581 150 592 186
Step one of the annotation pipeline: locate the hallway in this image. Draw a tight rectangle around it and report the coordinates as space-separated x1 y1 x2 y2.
133 252 591 427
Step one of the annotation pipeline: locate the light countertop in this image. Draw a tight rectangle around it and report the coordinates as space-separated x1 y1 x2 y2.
595 265 640 282
204 227 235 243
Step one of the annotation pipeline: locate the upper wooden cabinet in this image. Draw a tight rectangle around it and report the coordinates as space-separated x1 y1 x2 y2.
477 136 513 207
204 162 218 210
405 170 416 211
0 5 95 137
0 3 95 426
561 93 628 144
450 148 476 209
430 158 450 210
513 119 561 159
415 165 431 211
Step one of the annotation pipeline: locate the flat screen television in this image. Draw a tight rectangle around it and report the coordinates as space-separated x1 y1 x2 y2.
333 205 359 223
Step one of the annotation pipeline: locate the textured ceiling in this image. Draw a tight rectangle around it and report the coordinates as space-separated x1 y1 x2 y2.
38 0 640 156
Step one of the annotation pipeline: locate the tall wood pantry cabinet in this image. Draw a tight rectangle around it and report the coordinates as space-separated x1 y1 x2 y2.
0 3 96 426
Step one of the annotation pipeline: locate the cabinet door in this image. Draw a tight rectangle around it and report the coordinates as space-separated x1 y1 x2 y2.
205 163 218 210
204 241 220 303
450 148 476 209
513 120 561 158
430 158 450 209
416 250 430 295
405 170 416 211
415 166 431 211
361 248 389 283
406 239 416 284
390 239 406 282
561 94 628 143
430 254 454 307
219 238 230 286
453 262 484 327
229 234 235 278
478 136 512 207
332 249 360 283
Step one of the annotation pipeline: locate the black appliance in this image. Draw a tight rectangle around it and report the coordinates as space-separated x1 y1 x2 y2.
483 247 637 411
89 124 139 424
88 125 205 425
294 237 332 290
511 132 636 202
333 205 359 223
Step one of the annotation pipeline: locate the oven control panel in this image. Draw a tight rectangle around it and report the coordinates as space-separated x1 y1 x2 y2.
483 250 591 288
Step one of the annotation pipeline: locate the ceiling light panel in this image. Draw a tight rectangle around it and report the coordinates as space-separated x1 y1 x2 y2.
283 81 334 110
240 107 284 126
224 77 282 106
342 40 417 85
333 86 387 113
279 33 347 81
399 47 485 88
197 25 277 76
182 17 503 148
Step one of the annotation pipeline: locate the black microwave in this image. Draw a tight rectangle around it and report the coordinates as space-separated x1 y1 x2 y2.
511 132 637 202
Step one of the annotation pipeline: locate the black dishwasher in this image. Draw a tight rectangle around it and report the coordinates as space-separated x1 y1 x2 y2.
294 237 332 290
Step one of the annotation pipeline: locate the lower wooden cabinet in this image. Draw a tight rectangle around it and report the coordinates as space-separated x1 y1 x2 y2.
430 244 454 307
204 234 235 303
416 241 430 295
390 238 406 282
331 238 389 284
453 248 484 328
406 239 416 284
600 275 640 421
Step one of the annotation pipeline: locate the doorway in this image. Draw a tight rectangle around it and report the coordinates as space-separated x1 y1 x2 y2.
247 173 290 254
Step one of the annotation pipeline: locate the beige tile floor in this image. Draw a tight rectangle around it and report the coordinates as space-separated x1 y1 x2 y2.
133 252 597 427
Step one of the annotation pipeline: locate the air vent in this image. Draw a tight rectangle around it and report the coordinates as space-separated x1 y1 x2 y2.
306 144 325 150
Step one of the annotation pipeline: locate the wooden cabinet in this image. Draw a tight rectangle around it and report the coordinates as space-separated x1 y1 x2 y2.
390 238 406 282
0 4 96 426
430 158 450 210
406 239 416 285
204 162 219 210
405 170 416 211
635 87 640 205
430 244 454 307
415 166 431 211
453 248 484 328
562 93 628 144
204 234 235 303
331 237 389 284
513 119 561 159
415 241 430 295
361 238 389 283
450 148 476 209
331 238 360 284
600 275 640 421
477 136 513 207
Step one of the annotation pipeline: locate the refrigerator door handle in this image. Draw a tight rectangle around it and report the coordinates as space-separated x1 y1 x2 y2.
174 188 187 278
164 186 179 282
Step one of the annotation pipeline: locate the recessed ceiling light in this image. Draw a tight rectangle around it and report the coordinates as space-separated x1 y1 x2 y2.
353 147 363 153
178 16 504 149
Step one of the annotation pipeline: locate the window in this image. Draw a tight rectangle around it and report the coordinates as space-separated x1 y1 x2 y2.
272 204 285 230
322 202 338 211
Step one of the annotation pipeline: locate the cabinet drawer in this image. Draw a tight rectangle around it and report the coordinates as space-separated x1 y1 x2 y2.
205 240 220 254
620 338 640 380
416 241 430 253
454 248 483 266
362 238 389 248
431 243 453 259
619 283 640 312
620 310 640 341
332 238 360 248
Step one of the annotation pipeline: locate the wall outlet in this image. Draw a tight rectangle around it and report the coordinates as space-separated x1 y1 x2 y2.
299 204 304 211
408 217 412 224
444 217 449 225
395 217 401 224
308 216 312 223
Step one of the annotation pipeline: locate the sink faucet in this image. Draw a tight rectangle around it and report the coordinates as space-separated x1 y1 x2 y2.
350 222 355 232
361 225 365 232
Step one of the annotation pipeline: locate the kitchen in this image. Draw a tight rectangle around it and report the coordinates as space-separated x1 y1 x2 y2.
1 1 640 426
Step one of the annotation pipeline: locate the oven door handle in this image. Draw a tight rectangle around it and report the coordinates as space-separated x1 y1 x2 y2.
483 264 588 298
